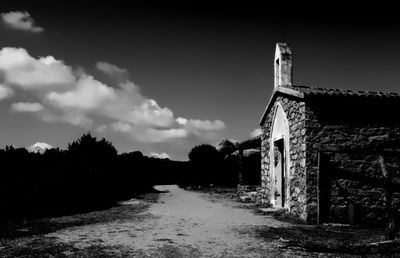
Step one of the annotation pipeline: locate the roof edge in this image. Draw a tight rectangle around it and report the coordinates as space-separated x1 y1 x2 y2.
259 86 304 125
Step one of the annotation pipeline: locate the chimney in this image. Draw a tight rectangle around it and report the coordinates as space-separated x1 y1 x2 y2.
274 43 293 89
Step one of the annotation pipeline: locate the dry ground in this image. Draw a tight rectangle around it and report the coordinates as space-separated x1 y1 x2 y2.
0 185 398 257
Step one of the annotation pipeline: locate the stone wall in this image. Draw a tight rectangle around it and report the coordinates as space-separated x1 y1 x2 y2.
262 93 400 224
305 98 400 224
327 152 400 225
237 184 263 203
260 110 273 203
261 95 307 219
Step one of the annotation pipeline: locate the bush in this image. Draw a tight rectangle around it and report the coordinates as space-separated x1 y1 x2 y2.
188 144 221 164
0 132 186 220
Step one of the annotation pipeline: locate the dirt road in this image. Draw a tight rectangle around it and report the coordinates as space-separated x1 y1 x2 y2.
1 185 388 257
45 185 310 257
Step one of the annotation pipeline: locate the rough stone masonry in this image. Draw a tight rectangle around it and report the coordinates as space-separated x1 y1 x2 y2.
259 43 400 224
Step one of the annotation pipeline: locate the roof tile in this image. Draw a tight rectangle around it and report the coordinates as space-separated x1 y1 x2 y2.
287 85 400 98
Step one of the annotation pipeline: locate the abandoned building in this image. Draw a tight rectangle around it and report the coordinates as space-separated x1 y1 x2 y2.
259 43 400 224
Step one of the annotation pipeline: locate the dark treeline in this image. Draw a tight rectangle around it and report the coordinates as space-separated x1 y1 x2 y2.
0 133 187 220
0 135 259 220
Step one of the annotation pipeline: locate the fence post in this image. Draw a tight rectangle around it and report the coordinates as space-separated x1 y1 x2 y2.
379 155 397 240
238 148 244 185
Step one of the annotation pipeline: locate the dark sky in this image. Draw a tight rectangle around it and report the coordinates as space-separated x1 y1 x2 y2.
1 2 400 160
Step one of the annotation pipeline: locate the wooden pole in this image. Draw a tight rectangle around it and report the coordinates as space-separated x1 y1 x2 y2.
379 155 397 240
238 148 244 185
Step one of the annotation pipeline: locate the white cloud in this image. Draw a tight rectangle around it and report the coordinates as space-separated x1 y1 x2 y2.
40 110 93 128
94 124 188 143
110 122 132 133
0 84 14 99
1 11 44 33
11 102 44 112
102 119 225 143
124 99 175 127
96 61 128 82
250 128 262 137
0 47 75 89
46 75 116 110
149 152 170 159
96 124 108 133
46 79 175 129
0 46 226 146
186 119 225 131
176 117 188 125
142 128 189 142
27 142 52 153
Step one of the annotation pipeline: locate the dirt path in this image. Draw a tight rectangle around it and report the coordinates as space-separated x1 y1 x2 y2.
43 185 311 257
2 185 388 257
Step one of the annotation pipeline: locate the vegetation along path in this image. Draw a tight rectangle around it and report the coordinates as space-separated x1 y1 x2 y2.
0 185 394 257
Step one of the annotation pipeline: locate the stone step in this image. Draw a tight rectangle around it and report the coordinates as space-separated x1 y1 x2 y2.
257 207 286 215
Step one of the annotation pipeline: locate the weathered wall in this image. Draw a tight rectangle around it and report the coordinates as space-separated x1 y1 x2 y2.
305 96 400 224
327 152 400 225
262 93 400 224
260 108 273 202
261 95 307 219
260 108 273 203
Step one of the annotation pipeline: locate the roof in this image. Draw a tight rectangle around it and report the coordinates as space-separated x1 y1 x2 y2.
238 135 261 150
259 85 400 125
290 85 400 98
220 136 261 156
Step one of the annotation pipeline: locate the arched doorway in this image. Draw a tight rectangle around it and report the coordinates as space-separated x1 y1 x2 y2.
270 103 290 209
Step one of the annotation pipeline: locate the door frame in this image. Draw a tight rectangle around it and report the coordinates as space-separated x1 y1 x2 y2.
269 103 291 210
274 138 285 207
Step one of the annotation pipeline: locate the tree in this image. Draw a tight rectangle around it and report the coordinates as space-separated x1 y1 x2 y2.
186 144 223 186
67 132 117 157
188 144 220 163
66 132 118 207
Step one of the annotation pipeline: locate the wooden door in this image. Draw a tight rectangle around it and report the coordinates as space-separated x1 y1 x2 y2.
274 139 285 207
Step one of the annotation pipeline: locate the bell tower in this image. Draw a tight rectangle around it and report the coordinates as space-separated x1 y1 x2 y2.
274 43 293 89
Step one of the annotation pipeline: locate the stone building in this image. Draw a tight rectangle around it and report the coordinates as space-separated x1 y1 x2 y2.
259 43 400 223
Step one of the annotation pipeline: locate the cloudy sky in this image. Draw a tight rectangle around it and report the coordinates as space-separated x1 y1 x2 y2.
0 2 400 160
